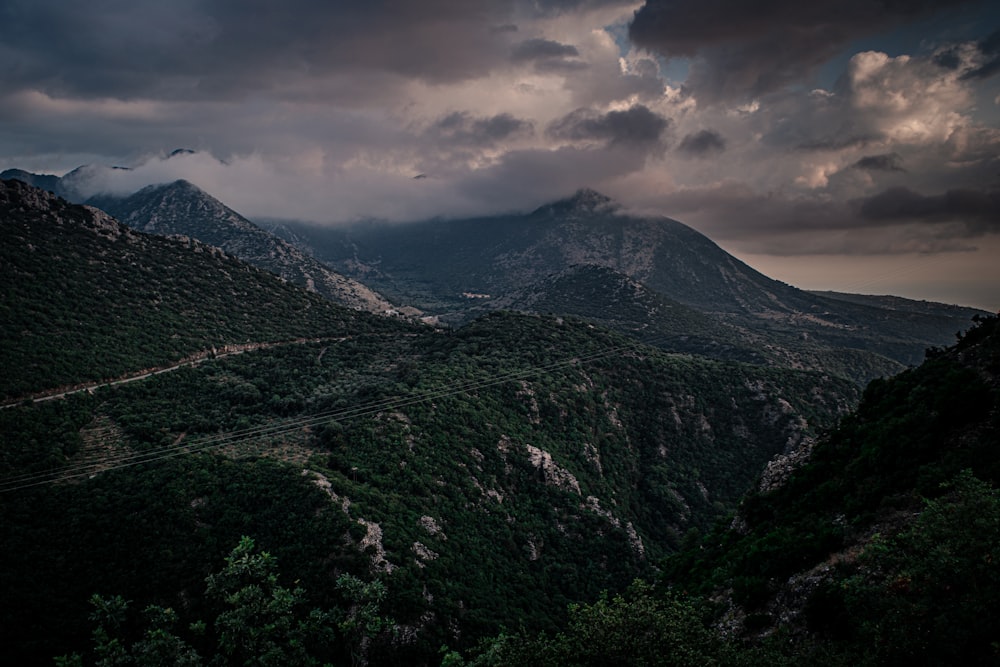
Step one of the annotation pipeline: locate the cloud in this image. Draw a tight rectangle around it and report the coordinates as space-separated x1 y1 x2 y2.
0 0 524 101
427 112 535 147
627 0 979 102
548 104 671 147
962 29 1000 79
858 186 1000 233
511 38 590 73
677 129 725 156
852 153 905 172
512 37 580 61
758 50 976 156
934 29 1000 80
629 181 993 256
456 143 655 210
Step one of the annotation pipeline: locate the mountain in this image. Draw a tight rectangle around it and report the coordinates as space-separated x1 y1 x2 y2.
1 164 132 202
85 180 399 315
0 179 863 665
0 168 65 195
271 188 984 375
7 166 980 376
659 313 1000 664
496 264 905 384
0 178 409 400
1 167 398 313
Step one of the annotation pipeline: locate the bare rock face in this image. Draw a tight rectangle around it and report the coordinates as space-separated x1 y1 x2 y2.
525 443 581 495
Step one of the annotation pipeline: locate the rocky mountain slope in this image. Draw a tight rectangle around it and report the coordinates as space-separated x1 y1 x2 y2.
6 165 981 377
85 180 398 314
662 313 1000 664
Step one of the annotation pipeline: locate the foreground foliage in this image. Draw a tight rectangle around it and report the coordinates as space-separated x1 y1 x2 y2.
57 537 390 667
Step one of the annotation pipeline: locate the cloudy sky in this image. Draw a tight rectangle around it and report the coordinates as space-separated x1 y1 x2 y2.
2 0 998 310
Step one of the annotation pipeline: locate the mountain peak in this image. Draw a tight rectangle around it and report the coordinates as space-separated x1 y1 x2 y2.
532 188 617 218
165 178 201 192
133 179 206 199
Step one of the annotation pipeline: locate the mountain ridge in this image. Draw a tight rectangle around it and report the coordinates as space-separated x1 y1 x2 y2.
0 177 410 399
3 165 985 377
85 180 401 315
268 194 983 374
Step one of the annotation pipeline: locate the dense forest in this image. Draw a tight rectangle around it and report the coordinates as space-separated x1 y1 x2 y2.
1 308 861 664
8 315 994 665
472 313 999 667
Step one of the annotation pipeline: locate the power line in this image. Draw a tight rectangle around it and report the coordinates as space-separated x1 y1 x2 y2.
0 330 666 493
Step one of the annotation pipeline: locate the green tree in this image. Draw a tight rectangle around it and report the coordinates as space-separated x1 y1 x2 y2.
56 537 360 666
468 580 735 667
845 471 1000 664
333 573 391 667
203 536 333 666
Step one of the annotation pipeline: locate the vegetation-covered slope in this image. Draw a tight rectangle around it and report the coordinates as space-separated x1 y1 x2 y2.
7 177 993 665
653 313 1000 664
0 305 857 664
0 178 409 400
443 314 999 666
502 264 906 384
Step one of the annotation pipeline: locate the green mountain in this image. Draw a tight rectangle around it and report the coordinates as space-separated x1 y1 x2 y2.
0 180 861 665
270 189 983 375
656 313 1000 665
499 264 905 384
0 178 408 401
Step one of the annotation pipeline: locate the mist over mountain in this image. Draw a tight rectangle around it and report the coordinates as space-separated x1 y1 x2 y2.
85 180 399 315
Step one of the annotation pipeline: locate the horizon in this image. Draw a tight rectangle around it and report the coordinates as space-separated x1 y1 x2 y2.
1 1 997 311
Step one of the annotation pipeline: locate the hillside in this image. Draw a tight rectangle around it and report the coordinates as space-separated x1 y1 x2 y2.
0 181 864 665
500 264 905 384
0 178 410 400
440 314 999 666
86 180 398 314
271 189 982 374
0 311 859 665
658 313 1000 665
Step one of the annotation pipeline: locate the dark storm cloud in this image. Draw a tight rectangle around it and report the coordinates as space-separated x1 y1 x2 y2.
627 0 978 102
428 112 534 146
529 0 639 16
858 186 1000 233
961 29 1000 80
512 38 580 62
641 181 999 256
677 129 725 156
0 0 520 101
511 38 588 72
796 136 883 152
853 153 906 172
548 105 671 147
458 144 652 211
934 29 1000 80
